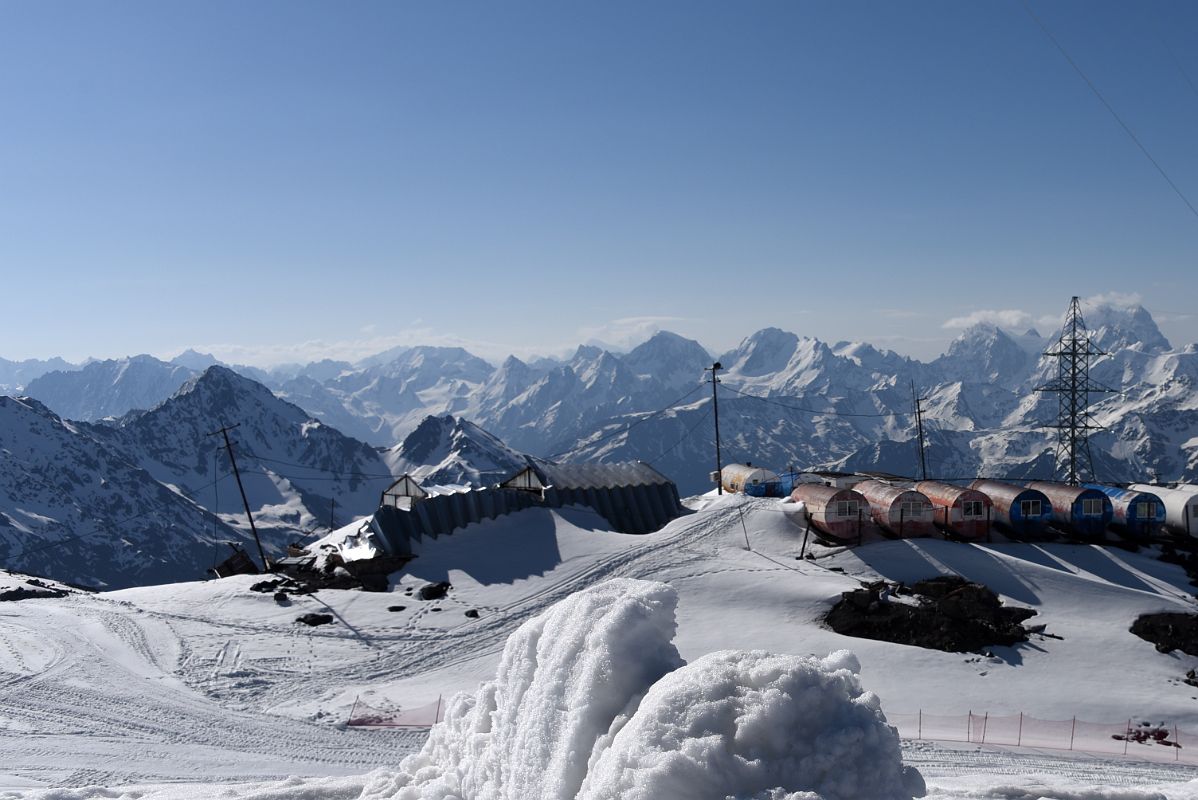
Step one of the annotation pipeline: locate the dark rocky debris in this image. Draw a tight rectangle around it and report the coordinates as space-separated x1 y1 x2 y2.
296 613 334 627
1131 612 1198 657
825 575 1037 654
418 581 452 601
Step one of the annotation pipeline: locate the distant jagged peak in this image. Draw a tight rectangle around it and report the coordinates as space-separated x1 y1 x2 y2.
169 348 221 370
1072 302 1172 353
570 344 607 364
721 327 801 376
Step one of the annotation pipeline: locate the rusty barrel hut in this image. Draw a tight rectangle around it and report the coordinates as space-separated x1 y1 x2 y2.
853 480 935 538
969 480 1054 536
1129 484 1198 537
1084 484 1166 538
721 463 782 497
915 480 992 540
1025 481 1113 538
790 483 868 541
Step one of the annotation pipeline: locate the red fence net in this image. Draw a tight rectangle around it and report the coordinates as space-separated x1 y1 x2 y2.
888 711 1192 764
347 696 444 728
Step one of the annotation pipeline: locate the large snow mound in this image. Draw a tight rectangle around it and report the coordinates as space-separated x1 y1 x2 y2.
367 578 923 800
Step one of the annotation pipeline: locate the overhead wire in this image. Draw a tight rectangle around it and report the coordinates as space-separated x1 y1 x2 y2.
719 385 910 418
1021 0 1198 223
648 407 715 466
3 469 236 564
544 383 707 461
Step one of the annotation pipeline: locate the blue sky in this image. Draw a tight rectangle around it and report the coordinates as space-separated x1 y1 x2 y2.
1 1 1196 366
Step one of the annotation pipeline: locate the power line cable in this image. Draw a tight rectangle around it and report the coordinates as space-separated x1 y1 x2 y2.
1021 0 1198 223
3 470 235 563
720 385 910 418
648 407 715 466
544 383 707 460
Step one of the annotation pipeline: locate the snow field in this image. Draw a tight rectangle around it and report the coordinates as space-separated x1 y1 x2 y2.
4 495 1198 795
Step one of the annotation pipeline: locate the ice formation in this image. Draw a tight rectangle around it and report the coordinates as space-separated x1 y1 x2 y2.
366 578 923 800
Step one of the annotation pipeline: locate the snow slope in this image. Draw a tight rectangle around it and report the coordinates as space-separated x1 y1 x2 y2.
3 495 1198 796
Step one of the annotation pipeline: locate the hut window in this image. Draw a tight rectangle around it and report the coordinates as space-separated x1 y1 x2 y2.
835 501 858 517
1020 499 1042 518
1082 498 1104 516
1135 501 1156 519
963 500 984 518
900 501 928 517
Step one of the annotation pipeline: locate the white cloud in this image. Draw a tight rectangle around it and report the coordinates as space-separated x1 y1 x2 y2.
576 316 689 353
941 309 1034 331
1081 291 1143 310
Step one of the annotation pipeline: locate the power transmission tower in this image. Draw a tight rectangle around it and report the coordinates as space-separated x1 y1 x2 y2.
207 423 269 572
1035 297 1113 485
705 362 723 494
911 381 928 481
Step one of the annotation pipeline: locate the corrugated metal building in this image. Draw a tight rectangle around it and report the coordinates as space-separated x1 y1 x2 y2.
500 461 683 535
1083 484 1165 538
720 463 782 497
853 480 935 538
970 480 1054 536
790 483 868 541
1025 481 1113 538
915 480 992 540
1129 483 1198 537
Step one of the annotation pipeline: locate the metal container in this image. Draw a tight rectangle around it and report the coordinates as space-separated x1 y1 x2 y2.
1083 484 1166 538
1025 481 1113 537
853 480 936 538
916 480 992 540
969 480 1054 536
790 483 868 541
721 463 782 497
1129 484 1198 537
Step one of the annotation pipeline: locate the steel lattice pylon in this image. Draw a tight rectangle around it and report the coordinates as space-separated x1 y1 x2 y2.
1035 296 1113 485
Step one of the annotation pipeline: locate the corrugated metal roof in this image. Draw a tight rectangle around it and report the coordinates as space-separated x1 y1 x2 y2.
524 461 674 490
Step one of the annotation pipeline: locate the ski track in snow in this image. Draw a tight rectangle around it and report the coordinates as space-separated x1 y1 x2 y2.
4 497 1198 794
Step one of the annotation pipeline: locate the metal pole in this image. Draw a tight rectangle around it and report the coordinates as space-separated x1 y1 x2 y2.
918 709 922 740
799 511 812 559
208 424 269 572
706 362 723 495
1017 712 1023 747
1070 716 1076 750
912 380 928 481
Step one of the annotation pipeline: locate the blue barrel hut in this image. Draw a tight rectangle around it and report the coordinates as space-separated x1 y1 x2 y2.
1130 484 1198 538
1084 484 1166 538
1025 481 1113 538
969 480 1054 537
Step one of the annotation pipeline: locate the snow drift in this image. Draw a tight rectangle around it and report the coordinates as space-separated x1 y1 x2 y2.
366 578 924 800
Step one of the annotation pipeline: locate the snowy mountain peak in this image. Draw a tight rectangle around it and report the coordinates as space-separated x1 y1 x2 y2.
1072 303 1171 354
622 331 710 388
384 414 530 486
170 349 222 371
721 327 801 377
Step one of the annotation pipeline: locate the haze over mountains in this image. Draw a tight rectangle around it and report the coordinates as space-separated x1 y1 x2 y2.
2 300 1196 587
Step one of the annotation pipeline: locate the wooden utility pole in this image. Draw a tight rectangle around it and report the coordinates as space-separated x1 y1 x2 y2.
207 423 269 572
705 361 723 494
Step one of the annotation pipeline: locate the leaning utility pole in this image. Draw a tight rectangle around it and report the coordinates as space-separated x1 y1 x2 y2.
207 423 269 572
911 380 928 481
1035 297 1113 486
705 361 723 494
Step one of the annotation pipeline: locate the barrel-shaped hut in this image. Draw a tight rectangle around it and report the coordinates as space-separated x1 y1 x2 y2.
1083 484 1165 538
790 483 868 541
916 480 992 540
1025 481 1113 538
853 480 936 538
1129 484 1198 537
969 480 1054 536
721 463 781 497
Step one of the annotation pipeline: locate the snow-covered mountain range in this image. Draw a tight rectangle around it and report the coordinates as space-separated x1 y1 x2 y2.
3 300 1196 585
